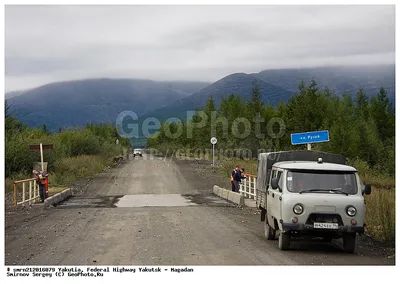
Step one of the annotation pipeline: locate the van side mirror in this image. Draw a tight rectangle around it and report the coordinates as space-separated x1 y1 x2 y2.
271 178 278 190
364 184 372 195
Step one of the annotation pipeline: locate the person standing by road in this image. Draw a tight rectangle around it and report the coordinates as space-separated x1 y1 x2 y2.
33 170 48 202
240 168 246 178
231 165 239 192
231 165 246 193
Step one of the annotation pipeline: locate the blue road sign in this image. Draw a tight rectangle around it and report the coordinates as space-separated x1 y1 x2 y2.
291 130 329 145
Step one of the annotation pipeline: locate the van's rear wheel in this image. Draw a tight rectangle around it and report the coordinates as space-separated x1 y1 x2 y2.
264 220 276 240
343 233 356 253
278 231 291 250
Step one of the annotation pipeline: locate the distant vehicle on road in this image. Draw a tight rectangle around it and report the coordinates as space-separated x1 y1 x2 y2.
256 150 371 253
133 148 143 157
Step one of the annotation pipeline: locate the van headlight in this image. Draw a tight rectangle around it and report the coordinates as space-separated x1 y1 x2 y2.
293 203 304 215
346 206 357 217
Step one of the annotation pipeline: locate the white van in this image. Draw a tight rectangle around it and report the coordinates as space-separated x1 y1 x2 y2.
256 151 371 253
133 149 143 157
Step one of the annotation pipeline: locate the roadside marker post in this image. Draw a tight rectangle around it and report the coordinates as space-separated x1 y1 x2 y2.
40 144 44 171
210 137 217 167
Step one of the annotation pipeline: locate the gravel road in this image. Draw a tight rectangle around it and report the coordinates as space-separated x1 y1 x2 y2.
5 154 394 265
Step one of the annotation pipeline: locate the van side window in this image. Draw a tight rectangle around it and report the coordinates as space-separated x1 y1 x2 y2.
269 169 277 186
270 169 282 190
278 171 283 189
271 169 277 179
287 171 293 191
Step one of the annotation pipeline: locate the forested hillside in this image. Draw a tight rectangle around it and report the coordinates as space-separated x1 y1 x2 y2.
148 80 395 178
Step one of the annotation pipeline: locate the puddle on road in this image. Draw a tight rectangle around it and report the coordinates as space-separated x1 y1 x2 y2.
182 194 232 205
57 193 232 209
115 194 196 208
57 196 121 209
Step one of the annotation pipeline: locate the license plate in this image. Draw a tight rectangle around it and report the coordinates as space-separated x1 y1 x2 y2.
314 222 338 229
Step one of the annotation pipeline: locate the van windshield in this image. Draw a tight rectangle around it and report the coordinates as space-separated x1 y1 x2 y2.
286 170 358 195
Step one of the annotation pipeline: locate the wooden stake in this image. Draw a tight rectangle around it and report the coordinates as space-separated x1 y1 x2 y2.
14 183 17 207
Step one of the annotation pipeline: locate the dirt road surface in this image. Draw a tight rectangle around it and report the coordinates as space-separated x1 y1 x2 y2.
5 154 394 265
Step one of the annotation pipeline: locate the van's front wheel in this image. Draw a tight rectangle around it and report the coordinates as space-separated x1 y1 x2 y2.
278 231 291 250
264 220 276 240
343 233 356 253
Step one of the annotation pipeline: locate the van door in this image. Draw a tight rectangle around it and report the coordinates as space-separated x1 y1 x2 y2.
272 170 284 227
267 168 282 229
268 169 283 229
266 168 276 225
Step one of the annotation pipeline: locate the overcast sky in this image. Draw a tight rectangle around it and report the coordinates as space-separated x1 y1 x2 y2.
5 5 395 92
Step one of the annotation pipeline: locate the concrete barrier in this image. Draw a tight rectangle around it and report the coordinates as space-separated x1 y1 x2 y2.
213 185 222 196
44 188 72 208
221 189 229 200
227 191 244 206
212 185 246 206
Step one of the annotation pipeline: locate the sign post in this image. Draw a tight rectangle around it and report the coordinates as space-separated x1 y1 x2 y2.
29 144 53 197
29 144 53 170
291 130 329 150
40 143 44 171
210 137 217 167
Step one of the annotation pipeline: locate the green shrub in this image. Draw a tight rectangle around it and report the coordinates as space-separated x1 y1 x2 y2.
4 131 37 177
5 123 131 179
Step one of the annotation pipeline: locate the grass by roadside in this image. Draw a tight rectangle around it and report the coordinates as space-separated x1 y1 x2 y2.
364 188 395 243
48 186 69 196
350 158 394 189
49 155 113 187
220 159 257 180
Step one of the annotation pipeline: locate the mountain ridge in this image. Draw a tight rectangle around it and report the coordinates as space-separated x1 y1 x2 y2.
6 64 395 133
140 72 294 123
6 78 210 131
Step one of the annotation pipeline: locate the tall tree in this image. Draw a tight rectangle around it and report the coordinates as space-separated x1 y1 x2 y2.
247 80 264 115
204 95 216 117
244 81 265 156
202 95 216 145
355 88 369 119
370 87 394 141
42 124 48 134
5 100 24 135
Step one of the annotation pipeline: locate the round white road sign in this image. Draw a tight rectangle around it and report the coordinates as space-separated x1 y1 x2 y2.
210 137 217 145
